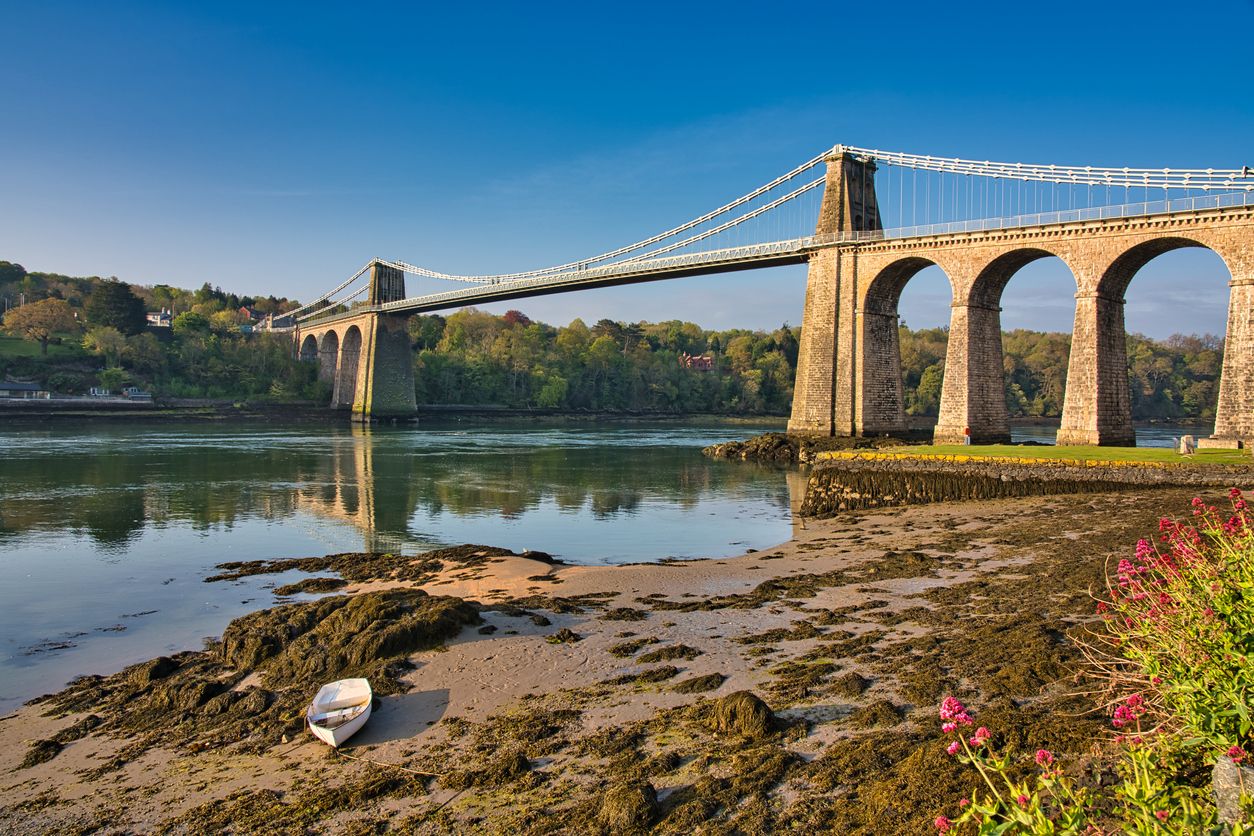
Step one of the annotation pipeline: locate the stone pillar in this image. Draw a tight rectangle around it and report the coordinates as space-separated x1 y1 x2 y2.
788 250 839 435
1057 292 1135 446
1211 276 1254 445
351 314 417 422
787 148 881 436
317 333 338 383
934 303 1010 444
855 306 908 435
333 328 361 410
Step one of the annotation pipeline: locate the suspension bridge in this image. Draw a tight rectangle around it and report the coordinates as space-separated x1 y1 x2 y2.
274 145 1254 448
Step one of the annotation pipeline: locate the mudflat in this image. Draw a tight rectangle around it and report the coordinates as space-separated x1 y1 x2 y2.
0 488 1218 834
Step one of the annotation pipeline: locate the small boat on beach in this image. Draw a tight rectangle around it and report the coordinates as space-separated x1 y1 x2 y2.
306 678 373 747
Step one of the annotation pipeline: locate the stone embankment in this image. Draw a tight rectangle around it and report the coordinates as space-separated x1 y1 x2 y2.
801 451 1253 517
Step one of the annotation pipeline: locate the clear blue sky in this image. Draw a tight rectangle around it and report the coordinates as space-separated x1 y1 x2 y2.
3 0 1252 338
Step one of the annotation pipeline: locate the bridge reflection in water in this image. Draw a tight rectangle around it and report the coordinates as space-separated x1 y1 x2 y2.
0 423 799 562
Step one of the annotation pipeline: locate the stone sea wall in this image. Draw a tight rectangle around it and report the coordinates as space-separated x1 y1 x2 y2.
800 452 1253 517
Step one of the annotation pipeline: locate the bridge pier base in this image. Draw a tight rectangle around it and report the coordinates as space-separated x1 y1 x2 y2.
934 303 1011 444
855 307 908 435
1057 292 1136 446
1211 276 1254 446
351 314 417 423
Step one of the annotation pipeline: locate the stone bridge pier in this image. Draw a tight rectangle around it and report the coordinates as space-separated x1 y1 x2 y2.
788 151 1254 447
294 263 417 422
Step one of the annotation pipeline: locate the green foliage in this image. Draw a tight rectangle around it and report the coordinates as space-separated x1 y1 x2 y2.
85 280 147 335
1099 494 1253 755
414 308 800 415
172 311 211 334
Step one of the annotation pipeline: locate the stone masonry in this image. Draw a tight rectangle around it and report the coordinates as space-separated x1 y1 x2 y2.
294 263 418 421
788 174 1254 446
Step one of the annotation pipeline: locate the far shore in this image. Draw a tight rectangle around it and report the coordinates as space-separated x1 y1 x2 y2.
0 397 1219 432
1 486 1237 833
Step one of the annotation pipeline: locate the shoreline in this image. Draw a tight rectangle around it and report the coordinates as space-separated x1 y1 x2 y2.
1 486 1236 833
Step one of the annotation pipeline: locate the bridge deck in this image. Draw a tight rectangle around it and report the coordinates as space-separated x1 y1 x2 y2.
285 190 1253 329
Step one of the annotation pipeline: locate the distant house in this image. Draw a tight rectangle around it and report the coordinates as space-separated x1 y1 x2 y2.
0 380 50 399
89 386 112 397
679 352 715 371
147 308 173 328
239 306 264 321
122 386 153 402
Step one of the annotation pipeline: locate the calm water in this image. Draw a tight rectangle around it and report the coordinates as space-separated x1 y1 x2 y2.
1010 424 1213 446
0 419 797 712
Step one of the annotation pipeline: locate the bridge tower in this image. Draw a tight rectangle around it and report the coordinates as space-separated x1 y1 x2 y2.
788 148 884 436
298 261 418 422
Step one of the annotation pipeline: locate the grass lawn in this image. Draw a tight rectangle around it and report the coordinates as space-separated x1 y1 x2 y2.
904 443 1251 466
0 334 88 359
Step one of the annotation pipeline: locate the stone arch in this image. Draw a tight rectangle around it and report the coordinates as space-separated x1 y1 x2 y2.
858 257 955 435
934 247 1081 444
318 331 340 384
299 334 318 363
335 326 363 410
967 247 1078 310
1095 237 1228 301
1059 236 1238 446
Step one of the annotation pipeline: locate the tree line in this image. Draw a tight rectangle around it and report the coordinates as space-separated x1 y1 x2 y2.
0 260 1227 421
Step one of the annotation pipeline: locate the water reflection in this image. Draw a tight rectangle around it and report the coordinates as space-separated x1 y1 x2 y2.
0 421 795 559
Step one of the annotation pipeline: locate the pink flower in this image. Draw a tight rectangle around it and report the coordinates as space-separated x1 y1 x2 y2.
946 740 961 756
958 798 969 808
939 696 972 726
942 722 956 734
1016 794 1029 807
969 727 990 747
935 816 951 832
1034 749 1054 767
1155 810 1169 822
1229 745 1248 764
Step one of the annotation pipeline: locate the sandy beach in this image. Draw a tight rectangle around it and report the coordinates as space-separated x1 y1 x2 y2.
0 487 1218 834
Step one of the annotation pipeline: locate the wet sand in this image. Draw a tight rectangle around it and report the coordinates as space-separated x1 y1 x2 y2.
0 487 1225 834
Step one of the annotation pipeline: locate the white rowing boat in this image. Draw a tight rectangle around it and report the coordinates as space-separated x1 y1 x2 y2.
306 678 372 747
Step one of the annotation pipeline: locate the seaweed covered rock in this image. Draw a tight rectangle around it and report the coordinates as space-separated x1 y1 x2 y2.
711 690 775 739
703 433 906 465
256 589 481 689
19 739 62 769
41 588 480 755
127 656 179 687
598 780 657 833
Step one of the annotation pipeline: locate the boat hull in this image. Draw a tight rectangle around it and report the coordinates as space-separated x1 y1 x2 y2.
308 702 371 747
307 677 373 748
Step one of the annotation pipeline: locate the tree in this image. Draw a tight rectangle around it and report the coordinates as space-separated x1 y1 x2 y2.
86 280 147 335
172 311 211 334
2 298 79 355
0 260 28 286
82 326 127 367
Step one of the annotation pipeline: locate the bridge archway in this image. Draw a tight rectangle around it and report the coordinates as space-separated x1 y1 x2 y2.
859 257 955 435
935 248 1079 444
318 331 340 384
1059 237 1237 445
335 326 363 409
299 334 318 363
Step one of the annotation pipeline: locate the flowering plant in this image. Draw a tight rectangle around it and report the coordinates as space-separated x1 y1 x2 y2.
934 491 1254 833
